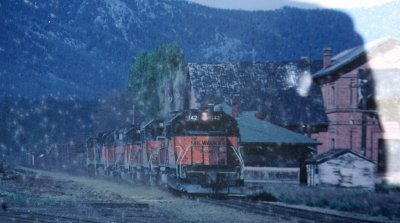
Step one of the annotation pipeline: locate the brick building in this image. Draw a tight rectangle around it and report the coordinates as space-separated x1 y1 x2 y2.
312 37 400 180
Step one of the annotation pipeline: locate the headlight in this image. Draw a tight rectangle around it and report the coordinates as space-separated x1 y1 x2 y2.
201 111 209 121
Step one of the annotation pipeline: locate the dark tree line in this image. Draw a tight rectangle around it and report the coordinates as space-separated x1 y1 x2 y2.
0 97 98 160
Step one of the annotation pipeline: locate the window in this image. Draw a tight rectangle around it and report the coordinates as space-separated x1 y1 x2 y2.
331 138 335 149
331 85 336 107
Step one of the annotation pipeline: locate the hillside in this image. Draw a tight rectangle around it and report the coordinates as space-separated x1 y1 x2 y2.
0 0 368 99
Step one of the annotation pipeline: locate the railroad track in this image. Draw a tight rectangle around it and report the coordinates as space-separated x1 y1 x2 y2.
0 210 100 223
199 198 393 223
12 168 394 223
93 175 395 223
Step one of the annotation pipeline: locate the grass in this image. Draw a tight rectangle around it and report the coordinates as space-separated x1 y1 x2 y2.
8 191 73 207
250 184 400 220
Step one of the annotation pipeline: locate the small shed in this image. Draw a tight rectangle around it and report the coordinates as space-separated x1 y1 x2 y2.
306 149 376 188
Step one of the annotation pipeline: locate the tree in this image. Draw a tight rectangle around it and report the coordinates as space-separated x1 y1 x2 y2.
128 43 189 121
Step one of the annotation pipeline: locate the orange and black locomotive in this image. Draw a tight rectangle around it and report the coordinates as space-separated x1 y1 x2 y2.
30 107 244 195
164 108 244 194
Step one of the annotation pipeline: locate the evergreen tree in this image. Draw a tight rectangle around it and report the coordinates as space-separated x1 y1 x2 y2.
128 43 189 121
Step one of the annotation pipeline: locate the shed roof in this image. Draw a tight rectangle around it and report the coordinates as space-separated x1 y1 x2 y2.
306 149 375 164
313 37 400 79
236 111 320 146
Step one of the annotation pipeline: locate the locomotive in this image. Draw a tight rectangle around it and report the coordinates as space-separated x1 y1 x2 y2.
87 107 244 194
165 108 244 194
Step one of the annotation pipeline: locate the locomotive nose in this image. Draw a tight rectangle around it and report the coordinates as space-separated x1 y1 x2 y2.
201 111 209 121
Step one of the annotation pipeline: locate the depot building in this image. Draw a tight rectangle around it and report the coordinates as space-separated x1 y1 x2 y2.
215 104 320 185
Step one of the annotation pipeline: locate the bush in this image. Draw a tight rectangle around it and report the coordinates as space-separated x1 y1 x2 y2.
247 192 278 202
375 181 400 193
313 198 329 207
375 182 390 193
252 184 400 219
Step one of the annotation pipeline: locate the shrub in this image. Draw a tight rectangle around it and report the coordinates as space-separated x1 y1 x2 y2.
314 198 329 207
247 192 278 202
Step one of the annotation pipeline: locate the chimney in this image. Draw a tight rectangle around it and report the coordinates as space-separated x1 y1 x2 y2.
255 101 266 120
231 94 240 118
323 48 332 68
300 56 311 72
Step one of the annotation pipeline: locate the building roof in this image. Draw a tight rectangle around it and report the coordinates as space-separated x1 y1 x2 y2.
313 37 400 79
236 111 320 146
189 61 328 127
306 149 375 164
214 102 232 114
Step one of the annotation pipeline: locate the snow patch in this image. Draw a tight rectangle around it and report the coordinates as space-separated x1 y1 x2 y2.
63 38 86 49
201 34 247 61
163 2 174 17
28 27 47 40
77 1 89 15
23 0 32 5
103 0 133 28
283 64 299 90
102 0 134 40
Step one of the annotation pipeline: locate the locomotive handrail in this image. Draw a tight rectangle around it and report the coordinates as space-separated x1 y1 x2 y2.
238 146 244 166
175 146 183 177
180 146 191 178
149 153 153 172
131 151 138 166
148 148 160 172
156 136 165 141
178 146 191 178
230 146 244 168
176 146 187 177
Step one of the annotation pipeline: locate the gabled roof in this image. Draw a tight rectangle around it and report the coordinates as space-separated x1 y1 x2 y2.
236 111 320 146
214 102 232 114
306 149 375 164
313 37 400 79
189 61 328 127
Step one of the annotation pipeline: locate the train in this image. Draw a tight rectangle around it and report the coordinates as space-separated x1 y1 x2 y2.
24 107 245 195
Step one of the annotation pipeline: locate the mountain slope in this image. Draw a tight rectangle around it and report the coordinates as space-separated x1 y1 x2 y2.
0 0 368 98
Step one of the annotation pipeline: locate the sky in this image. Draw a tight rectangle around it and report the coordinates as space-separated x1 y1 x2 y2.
189 0 397 10
188 0 400 42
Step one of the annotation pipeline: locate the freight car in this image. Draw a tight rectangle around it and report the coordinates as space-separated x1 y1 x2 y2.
22 141 85 172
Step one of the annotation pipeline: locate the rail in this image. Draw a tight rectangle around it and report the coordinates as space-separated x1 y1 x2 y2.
198 198 393 223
